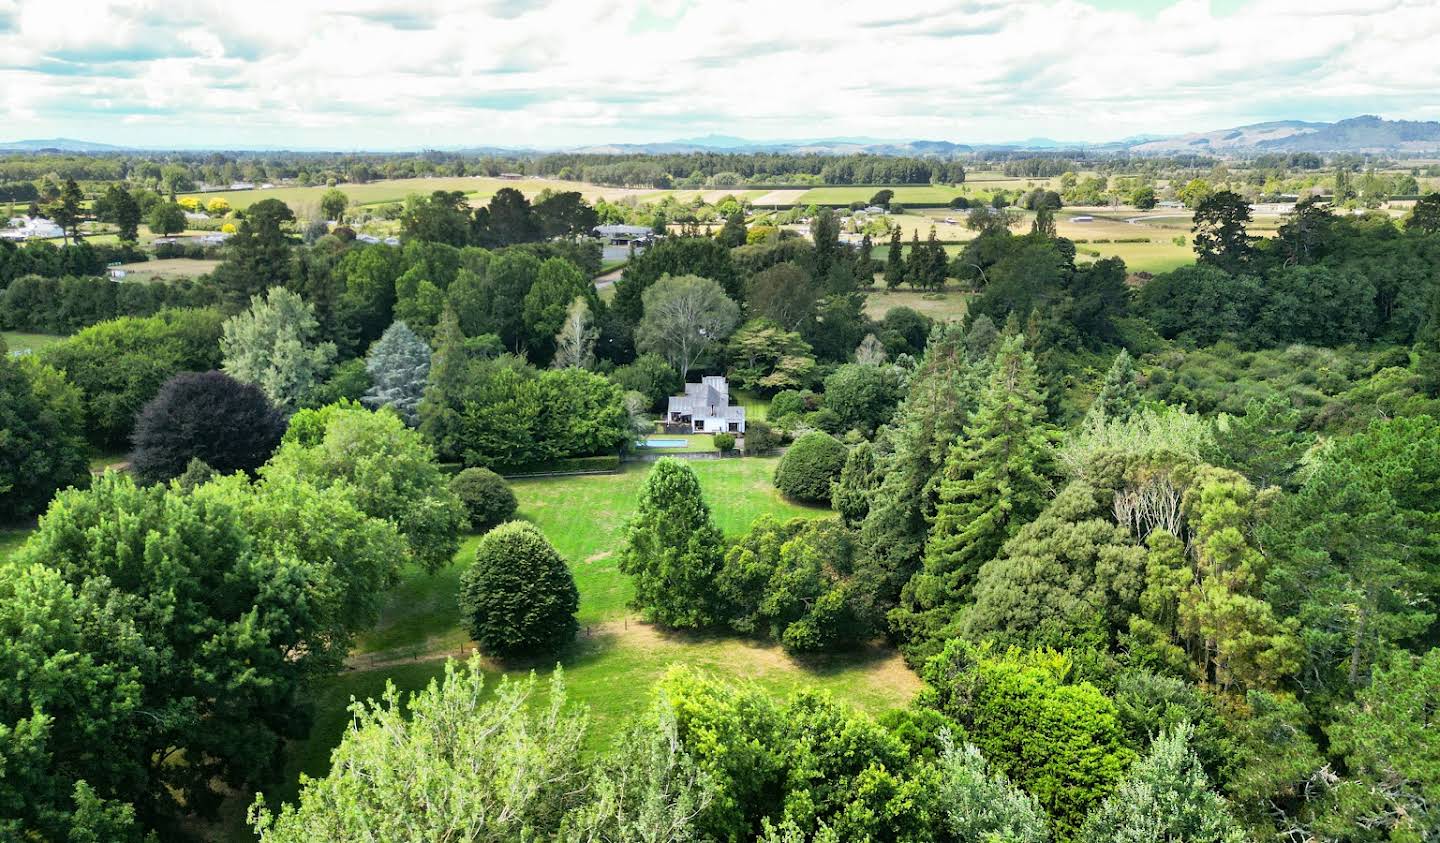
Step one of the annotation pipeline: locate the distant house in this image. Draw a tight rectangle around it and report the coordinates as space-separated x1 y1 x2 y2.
593 224 655 245
229 181 256 190
863 205 887 215
666 376 746 434
1072 215 1094 223
498 172 524 180
1 216 64 240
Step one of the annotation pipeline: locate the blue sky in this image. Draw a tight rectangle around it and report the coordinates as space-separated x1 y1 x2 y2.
1 0 1436 149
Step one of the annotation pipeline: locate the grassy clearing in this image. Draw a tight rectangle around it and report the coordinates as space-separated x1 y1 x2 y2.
864 288 971 322
1 331 66 353
0 528 31 560
733 390 771 421
260 457 914 825
114 258 222 281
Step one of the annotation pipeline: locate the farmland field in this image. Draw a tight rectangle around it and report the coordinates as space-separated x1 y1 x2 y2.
182 176 665 212
248 456 917 830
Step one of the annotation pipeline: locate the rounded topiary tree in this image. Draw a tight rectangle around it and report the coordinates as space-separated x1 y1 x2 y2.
712 432 736 452
459 521 579 658
131 370 287 485
773 431 847 504
450 467 518 533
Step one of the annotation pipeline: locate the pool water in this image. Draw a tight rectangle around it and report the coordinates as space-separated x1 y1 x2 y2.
643 438 689 448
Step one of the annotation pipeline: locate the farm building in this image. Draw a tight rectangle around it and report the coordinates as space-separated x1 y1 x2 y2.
594 224 655 245
666 376 746 434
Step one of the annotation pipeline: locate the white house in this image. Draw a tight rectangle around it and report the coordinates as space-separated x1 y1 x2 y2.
666 376 746 434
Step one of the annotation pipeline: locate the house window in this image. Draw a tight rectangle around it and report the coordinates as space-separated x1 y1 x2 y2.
729 423 739 432
694 419 705 431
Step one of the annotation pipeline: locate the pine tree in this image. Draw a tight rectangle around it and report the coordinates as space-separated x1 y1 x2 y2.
1080 725 1245 843
884 227 904 289
717 211 747 247
1086 348 1141 423
905 230 924 289
361 321 432 426
417 305 470 460
924 227 947 290
897 335 1053 651
831 441 877 526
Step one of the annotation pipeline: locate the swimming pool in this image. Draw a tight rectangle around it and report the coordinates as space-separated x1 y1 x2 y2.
642 438 689 448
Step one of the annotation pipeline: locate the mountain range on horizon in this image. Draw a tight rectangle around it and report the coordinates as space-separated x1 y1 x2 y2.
5 115 1440 157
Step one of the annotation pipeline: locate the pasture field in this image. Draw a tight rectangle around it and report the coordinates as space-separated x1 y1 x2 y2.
863 287 971 322
252 456 917 829
2 331 66 353
114 258 222 281
798 184 969 205
0 528 30 560
182 176 663 213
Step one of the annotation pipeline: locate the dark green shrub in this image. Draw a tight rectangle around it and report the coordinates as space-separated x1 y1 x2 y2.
459 521 578 658
450 467 518 533
743 420 782 454
713 432 736 452
773 431 846 503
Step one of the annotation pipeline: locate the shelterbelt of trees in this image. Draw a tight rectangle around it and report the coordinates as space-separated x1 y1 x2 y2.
2 181 1440 841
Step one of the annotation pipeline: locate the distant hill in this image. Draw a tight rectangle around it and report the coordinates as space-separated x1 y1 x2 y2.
1128 116 1440 154
0 138 125 152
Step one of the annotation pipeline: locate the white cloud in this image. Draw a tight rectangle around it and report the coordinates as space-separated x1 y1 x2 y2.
1 0 1437 147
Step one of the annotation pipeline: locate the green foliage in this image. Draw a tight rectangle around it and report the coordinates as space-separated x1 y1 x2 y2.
619 458 728 628
265 402 466 572
449 466 517 533
0 351 89 520
608 352 681 410
821 363 903 435
1087 348 1141 423
1320 648 1440 841
459 521 579 658
830 440 877 526
221 286 337 408
11 473 353 828
212 198 297 309
252 661 588 841
0 562 146 841
41 307 224 447
717 517 871 652
522 257 593 358
922 642 1135 840
963 482 1146 652
360 320 430 425
773 430 847 504
744 419 782 454
897 335 1054 658
1191 190 1254 274
727 318 816 392
1262 416 1438 692
713 431 737 452
1079 724 1245 843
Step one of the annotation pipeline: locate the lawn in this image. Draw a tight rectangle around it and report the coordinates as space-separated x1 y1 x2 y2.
251 457 920 830
0 528 31 560
113 258 222 281
864 287 971 322
1 331 66 353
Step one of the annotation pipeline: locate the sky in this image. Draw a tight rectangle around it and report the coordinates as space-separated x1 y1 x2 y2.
1 0 1438 150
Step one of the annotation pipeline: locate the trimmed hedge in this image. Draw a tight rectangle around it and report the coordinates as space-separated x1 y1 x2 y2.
450 467 518 533
499 454 621 476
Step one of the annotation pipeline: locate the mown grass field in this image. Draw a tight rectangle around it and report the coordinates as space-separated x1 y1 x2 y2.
113 258 222 281
1 331 66 353
247 456 918 834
